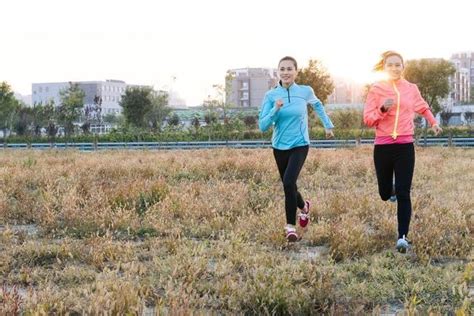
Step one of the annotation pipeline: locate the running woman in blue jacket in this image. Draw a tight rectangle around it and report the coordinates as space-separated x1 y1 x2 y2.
259 56 334 242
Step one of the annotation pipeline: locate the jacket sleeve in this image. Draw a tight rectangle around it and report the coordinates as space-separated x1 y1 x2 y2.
363 86 387 127
258 92 279 132
307 87 334 129
413 85 438 126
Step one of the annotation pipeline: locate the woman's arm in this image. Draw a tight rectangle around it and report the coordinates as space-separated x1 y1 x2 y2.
363 87 387 127
258 93 280 132
413 85 438 126
307 87 334 130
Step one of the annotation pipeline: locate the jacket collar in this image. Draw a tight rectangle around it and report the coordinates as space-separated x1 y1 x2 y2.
276 80 298 90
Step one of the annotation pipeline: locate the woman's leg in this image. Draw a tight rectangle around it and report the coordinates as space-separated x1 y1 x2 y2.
393 143 415 239
374 145 395 201
273 147 306 212
280 146 309 225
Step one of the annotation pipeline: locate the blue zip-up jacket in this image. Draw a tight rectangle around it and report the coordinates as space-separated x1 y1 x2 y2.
258 82 334 150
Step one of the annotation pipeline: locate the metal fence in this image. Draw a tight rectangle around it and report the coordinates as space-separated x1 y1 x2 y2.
1 138 474 151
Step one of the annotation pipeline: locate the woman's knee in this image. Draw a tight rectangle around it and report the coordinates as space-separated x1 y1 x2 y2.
395 189 411 200
283 180 297 192
379 188 392 201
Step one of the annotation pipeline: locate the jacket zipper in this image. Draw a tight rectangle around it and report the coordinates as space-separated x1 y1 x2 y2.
391 82 400 140
287 88 291 103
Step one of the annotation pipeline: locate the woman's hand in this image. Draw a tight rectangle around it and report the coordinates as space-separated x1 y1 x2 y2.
381 99 394 112
431 124 442 136
275 99 284 110
325 128 334 139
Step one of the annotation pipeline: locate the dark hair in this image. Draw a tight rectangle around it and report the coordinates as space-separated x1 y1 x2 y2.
374 51 404 71
278 56 298 70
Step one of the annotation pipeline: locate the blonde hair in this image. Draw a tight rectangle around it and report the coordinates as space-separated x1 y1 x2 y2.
374 51 404 71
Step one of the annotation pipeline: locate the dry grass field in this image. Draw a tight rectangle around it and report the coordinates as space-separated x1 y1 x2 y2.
0 147 472 314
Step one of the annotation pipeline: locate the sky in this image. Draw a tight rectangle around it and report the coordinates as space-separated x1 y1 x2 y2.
0 0 472 106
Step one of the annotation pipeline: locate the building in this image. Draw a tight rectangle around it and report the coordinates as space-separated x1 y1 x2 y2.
32 80 149 116
449 52 473 105
451 52 474 86
14 93 32 106
32 80 153 134
327 77 365 104
167 90 187 109
226 68 277 107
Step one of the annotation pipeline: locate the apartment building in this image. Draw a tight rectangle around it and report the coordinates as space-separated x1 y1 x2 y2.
226 68 277 107
32 80 149 115
450 52 473 104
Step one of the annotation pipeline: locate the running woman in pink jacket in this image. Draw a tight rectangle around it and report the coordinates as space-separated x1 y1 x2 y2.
364 51 442 253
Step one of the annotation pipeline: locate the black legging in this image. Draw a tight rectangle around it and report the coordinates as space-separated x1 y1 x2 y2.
374 143 415 239
273 145 309 225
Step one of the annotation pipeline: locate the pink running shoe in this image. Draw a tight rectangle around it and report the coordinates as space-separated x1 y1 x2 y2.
298 200 311 228
285 227 298 242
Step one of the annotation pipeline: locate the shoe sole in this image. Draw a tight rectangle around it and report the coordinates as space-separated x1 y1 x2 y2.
397 247 407 253
299 217 309 228
299 200 311 227
396 245 408 253
287 233 298 242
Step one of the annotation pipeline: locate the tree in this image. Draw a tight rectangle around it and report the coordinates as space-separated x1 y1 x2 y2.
297 59 334 103
81 95 102 134
229 117 245 134
403 58 455 115
167 113 180 126
331 109 363 129
191 116 200 131
120 87 154 128
206 73 235 127
41 101 59 138
224 70 237 107
204 112 218 125
58 82 85 136
146 91 171 131
103 113 120 125
464 112 473 125
14 104 33 136
361 84 371 103
0 82 20 138
243 115 257 129
440 109 455 126
31 103 45 136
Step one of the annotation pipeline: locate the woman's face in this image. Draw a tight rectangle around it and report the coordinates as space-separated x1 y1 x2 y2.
278 60 297 87
384 55 404 80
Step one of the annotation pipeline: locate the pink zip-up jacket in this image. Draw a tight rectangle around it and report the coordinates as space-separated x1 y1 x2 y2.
364 79 437 139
